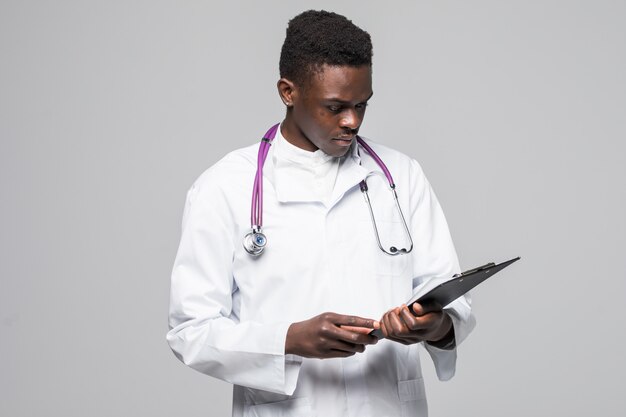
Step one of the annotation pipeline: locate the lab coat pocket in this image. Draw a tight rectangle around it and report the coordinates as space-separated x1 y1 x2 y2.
243 397 314 417
398 378 427 417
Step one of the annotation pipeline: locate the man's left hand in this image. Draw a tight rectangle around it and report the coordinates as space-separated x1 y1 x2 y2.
379 303 454 346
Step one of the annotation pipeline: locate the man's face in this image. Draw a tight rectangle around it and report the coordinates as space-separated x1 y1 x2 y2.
283 64 373 158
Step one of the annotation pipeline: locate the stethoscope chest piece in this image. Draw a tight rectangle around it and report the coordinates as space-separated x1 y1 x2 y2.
243 228 267 256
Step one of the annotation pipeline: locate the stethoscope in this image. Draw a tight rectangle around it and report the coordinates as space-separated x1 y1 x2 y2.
243 123 414 257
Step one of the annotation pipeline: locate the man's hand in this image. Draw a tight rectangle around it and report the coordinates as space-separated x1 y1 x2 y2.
286 312 380 358
379 303 454 347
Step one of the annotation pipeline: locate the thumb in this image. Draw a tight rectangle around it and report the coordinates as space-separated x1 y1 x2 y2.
411 303 425 316
411 301 443 316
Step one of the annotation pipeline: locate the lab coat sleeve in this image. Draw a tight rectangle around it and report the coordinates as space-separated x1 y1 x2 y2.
166 172 302 394
407 159 476 381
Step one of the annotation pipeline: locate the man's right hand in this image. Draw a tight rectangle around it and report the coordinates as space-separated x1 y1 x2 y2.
285 312 380 359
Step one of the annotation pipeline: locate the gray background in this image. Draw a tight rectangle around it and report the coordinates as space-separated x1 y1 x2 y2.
2 0 625 416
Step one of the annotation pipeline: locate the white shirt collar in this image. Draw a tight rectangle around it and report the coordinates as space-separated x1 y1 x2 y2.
264 123 370 207
273 127 336 167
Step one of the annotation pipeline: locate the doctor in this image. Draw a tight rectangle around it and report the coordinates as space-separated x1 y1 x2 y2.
167 10 475 417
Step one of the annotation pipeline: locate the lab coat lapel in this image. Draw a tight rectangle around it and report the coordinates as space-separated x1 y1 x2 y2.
328 150 373 209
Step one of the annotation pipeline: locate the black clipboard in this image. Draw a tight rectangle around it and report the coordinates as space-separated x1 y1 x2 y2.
370 256 520 338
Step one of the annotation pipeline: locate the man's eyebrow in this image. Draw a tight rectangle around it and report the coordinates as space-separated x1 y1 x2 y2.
324 92 374 104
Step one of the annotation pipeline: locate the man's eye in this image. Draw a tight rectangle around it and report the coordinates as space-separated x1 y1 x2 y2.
328 105 342 112
356 103 368 110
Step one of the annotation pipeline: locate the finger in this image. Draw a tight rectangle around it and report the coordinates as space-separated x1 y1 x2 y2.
335 314 380 330
334 326 379 345
381 309 407 339
411 303 427 316
409 310 444 332
379 314 389 338
411 302 443 316
381 310 395 338
329 340 367 354
340 325 376 335
399 305 422 331
388 309 411 337
326 349 357 358
402 305 443 331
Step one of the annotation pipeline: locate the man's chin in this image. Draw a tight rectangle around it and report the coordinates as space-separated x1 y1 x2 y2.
324 139 354 157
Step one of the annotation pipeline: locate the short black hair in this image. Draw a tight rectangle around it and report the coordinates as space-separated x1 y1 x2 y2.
279 10 373 86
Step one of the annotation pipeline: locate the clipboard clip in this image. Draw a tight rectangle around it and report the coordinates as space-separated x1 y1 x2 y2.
453 262 496 278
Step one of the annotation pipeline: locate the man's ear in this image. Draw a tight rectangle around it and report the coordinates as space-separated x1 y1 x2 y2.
277 78 297 108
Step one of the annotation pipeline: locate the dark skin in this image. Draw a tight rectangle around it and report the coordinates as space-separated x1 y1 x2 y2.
278 65 372 158
279 64 455 358
380 303 454 348
285 312 380 358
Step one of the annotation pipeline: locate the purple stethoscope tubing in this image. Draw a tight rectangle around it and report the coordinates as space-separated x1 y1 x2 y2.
356 137 395 187
244 123 413 256
251 123 280 229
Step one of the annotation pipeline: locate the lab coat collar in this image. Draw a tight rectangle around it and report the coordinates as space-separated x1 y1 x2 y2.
264 125 373 206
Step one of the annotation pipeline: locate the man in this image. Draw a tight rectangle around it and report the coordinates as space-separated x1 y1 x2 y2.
167 10 475 417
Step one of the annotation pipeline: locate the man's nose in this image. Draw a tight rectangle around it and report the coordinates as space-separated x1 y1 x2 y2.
339 108 360 130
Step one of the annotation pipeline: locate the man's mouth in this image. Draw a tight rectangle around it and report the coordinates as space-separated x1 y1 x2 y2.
332 137 355 147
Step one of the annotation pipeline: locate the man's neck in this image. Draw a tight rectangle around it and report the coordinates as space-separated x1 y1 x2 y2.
280 117 318 152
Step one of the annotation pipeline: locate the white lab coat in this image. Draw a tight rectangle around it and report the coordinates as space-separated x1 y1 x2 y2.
167 130 475 417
